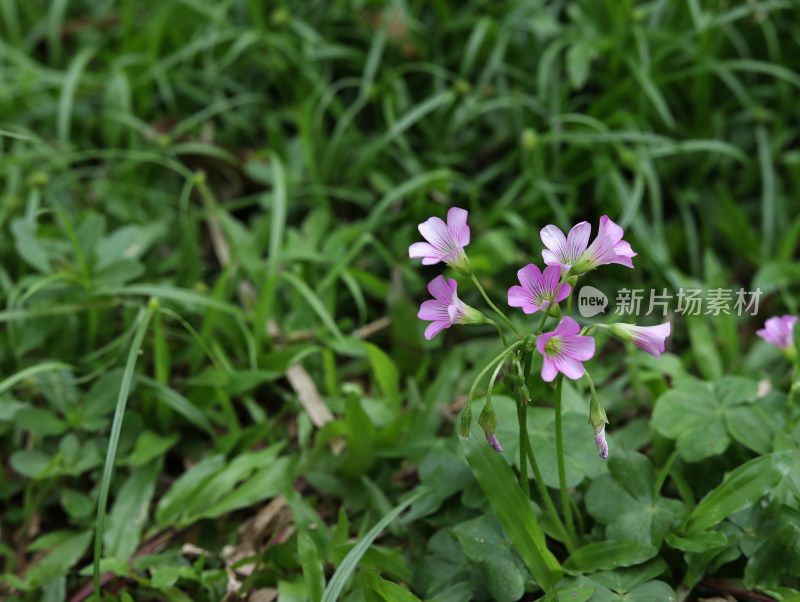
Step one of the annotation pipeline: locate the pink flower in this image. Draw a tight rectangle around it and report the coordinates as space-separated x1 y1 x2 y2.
508 264 571 314
541 216 636 274
536 316 595 381
757 315 798 351
485 432 503 452
540 222 591 273
409 207 471 273
418 275 484 340
609 322 671 359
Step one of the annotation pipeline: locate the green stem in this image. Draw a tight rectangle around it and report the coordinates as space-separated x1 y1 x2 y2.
486 318 508 349
654 448 680 499
554 376 578 548
524 432 572 549
517 401 530 497
584 369 597 399
471 275 522 338
467 341 523 405
461 341 524 436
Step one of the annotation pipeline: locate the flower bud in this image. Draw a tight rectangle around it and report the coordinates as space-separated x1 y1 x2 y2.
478 402 498 436
459 405 472 438
589 396 609 459
485 432 503 452
478 401 502 452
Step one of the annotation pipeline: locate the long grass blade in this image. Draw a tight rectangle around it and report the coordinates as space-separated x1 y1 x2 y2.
92 299 157 598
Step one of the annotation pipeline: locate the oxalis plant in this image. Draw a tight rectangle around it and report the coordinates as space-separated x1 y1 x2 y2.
408 207 671 595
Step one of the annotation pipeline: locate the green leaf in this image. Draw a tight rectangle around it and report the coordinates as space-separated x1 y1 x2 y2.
460 421 562 590
298 530 325 602
0 362 73 397
138 376 215 435
564 541 658 573
664 530 727 553
566 41 597 90
453 514 531 602
11 219 52 274
10 449 55 479
130 431 180 466
686 451 799 531
15 406 68 436
26 531 93 586
652 377 766 462
155 455 226 526
684 315 723 380
104 462 160 559
553 586 595 602
94 302 156 590
364 342 400 408
362 570 424 602
591 557 669 594
320 488 426 602
192 457 293 523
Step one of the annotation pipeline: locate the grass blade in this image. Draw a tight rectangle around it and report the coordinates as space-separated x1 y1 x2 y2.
460 422 562 591
321 488 426 602
0 361 73 396
93 299 157 596
685 451 798 531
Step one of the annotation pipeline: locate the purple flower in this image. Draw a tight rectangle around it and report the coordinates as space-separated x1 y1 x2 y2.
541 216 636 275
485 432 503 453
418 275 484 340
508 264 572 314
609 322 671 359
540 221 591 273
757 315 798 351
594 426 608 459
536 316 595 381
409 207 471 273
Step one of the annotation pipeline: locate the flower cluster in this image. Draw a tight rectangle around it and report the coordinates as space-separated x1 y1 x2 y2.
409 208 671 458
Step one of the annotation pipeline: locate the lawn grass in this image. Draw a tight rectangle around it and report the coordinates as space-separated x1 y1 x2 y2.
2 1 800 601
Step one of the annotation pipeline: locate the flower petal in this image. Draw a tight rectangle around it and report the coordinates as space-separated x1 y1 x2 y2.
541 355 558 382
541 249 562 267
518 264 543 294
554 281 572 304
598 215 624 243
508 285 529 308
447 207 470 247
418 299 449 321
427 275 455 302
554 316 581 337
552 354 585 379
424 320 448 340
566 221 591 259
418 216 450 252
560 334 595 361
540 225 567 256
409 241 438 259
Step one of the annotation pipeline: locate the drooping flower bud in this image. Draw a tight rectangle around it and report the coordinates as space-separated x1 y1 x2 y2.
485 432 503 452
459 404 472 438
589 396 609 459
478 401 501 453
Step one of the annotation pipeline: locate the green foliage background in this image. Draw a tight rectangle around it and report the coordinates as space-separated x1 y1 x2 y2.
2 1 800 601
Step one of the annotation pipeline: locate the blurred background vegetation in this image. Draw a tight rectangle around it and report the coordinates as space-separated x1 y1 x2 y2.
2 0 800 600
